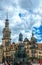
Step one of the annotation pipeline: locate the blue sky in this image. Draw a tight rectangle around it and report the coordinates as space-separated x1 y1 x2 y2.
0 0 42 44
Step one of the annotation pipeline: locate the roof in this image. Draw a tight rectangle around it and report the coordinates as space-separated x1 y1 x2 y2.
38 43 42 47
24 38 29 42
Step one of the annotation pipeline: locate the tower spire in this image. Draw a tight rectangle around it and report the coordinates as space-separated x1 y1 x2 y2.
31 31 34 41
6 11 9 21
2 11 11 47
32 32 34 37
19 33 23 42
5 12 9 27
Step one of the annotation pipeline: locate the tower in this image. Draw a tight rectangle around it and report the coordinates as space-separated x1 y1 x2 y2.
31 32 37 44
19 33 23 42
2 15 11 47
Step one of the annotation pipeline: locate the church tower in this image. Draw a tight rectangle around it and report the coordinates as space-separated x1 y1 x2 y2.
19 33 23 42
2 15 11 47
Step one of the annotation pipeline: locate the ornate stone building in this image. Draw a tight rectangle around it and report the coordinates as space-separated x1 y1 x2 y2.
0 17 18 63
0 17 42 63
2 17 11 46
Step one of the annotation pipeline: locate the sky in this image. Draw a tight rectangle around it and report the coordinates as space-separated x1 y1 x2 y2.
0 0 42 44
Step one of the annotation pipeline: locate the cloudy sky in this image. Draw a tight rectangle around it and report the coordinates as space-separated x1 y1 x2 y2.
0 0 42 44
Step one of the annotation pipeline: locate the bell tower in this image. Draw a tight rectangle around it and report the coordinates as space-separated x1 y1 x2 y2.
2 15 11 47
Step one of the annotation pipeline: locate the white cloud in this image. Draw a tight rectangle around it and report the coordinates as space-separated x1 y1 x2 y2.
27 31 32 40
0 42 2 45
33 21 41 28
11 34 18 39
0 20 4 26
11 34 19 42
18 0 39 11
36 30 40 33
0 0 42 43
4 5 14 12
34 34 41 39
39 40 42 43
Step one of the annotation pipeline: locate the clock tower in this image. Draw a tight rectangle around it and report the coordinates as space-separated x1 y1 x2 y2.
2 16 11 47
